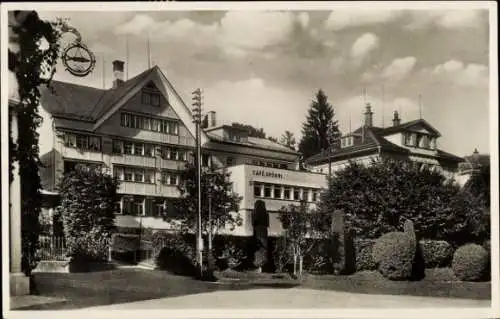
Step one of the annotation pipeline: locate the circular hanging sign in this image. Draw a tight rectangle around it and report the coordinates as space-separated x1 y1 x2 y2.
61 42 96 77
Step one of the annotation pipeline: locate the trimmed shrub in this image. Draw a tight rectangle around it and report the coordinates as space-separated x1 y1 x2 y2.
452 243 490 281
212 236 247 270
354 239 377 271
151 231 197 275
419 240 454 268
372 231 416 280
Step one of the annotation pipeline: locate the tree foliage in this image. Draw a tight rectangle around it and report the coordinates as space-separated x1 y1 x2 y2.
280 130 297 150
168 162 243 234
318 158 489 246
231 122 266 138
56 165 119 261
298 89 341 159
464 163 490 209
8 11 67 274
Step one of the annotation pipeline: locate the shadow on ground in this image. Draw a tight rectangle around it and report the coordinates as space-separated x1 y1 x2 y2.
18 268 300 310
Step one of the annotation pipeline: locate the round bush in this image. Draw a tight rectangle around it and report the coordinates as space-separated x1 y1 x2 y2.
452 244 489 281
355 239 377 271
418 240 454 268
372 231 416 280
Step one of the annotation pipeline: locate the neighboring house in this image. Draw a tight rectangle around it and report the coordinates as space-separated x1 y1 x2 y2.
38 60 327 237
305 103 464 179
455 148 490 187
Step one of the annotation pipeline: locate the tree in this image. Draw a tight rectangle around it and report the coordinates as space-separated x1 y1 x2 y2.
277 200 312 277
280 130 296 150
464 163 490 209
55 165 119 262
298 89 341 159
231 122 266 138
318 158 489 247
9 11 67 274
267 136 278 143
168 162 243 236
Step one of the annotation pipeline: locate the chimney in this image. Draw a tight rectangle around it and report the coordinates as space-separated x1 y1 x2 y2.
364 103 373 127
392 110 401 126
112 60 125 88
208 111 216 127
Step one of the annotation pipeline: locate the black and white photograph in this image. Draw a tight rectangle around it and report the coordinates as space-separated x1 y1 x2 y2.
2 2 498 318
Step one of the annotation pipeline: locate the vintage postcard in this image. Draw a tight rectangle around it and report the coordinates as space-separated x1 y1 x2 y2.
2 1 498 319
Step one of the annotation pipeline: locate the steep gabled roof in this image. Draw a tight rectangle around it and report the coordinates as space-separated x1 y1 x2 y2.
40 68 156 122
305 125 410 165
379 119 441 137
40 66 209 144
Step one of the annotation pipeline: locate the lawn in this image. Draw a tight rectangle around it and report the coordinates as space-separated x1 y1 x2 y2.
300 269 491 300
21 268 299 310
17 267 490 310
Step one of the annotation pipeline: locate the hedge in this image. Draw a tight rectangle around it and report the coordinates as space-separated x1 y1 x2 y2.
354 239 377 271
418 240 454 268
452 243 490 281
372 231 416 280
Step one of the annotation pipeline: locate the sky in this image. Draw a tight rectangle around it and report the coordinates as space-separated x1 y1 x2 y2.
38 7 491 157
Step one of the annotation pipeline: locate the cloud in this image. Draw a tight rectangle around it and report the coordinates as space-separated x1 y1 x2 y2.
350 33 380 60
404 10 484 30
115 14 156 36
324 10 401 30
381 56 417 81
218 11 296 56
431 60 488 87
115 12 304 59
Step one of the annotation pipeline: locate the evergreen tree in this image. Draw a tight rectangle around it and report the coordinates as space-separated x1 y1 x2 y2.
298 89 341 159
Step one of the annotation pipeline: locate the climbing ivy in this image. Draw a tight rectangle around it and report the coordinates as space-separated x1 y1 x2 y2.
9 11 67 275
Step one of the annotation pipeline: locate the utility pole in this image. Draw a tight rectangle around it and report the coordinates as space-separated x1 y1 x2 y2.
191 88 203 278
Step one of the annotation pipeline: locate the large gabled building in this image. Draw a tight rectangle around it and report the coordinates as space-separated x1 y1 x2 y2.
306 103 464 178
38 60 327 237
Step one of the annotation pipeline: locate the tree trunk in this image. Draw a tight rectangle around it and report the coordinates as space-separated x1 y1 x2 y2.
299 255 303 278
293 254 297 276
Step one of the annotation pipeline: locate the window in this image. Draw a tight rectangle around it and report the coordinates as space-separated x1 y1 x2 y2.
178 151 187 161
112 140 122 154
416 135 423 148
251 160 258 166
124 170 133 181
134 143 144 156
144 171 154 183
421 135 430 149
169 122 179 135
133 200 144 216
226 157 235 166
155 203 164 217
75 135 88 149
404 133 412 146
134 171 144 182
280 164 287 169
145 144 154 157
312 191 318 202
162 172 179 185
202 154 210 167
274 185 282 199
144 118 151 130
293 189 300 201
254 185 262 197
161 120 169 134
142 91 161 107
169 175 178 185
170 149 178 161
152 119 160 132
124 142 133 155
89 136 101 151
264 185 272 198
284 187 291 200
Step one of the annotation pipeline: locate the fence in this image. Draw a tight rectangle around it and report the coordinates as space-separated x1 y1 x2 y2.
39 235 68 261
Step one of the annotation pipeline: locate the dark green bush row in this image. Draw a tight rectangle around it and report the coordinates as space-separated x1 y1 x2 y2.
354 239 377 271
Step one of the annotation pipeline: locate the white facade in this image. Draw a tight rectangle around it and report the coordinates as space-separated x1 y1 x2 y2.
38 63 327 237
